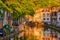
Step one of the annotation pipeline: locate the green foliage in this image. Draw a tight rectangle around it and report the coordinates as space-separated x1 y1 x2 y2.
0 4 2 9
9 4 17 10
0 8 5 18
0 0 60 19
28 10 35 16
3 24 11 30
12 11 19 19
3 24 12 34
1 0 60 10
19 11 26 17
1 0 6 3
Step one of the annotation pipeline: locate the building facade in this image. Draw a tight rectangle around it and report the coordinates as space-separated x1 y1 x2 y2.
34 7 60 40
34 7 51 24
57 9 60 26
51 11 57 25
42 8 51 24
34 8 43 22
51 7 58 26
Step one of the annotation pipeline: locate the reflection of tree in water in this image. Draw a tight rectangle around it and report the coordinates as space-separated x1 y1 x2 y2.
24 21 34 40
24 22 41 40
26 21 36 28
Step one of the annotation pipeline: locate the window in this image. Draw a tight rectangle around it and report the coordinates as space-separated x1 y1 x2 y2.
43 14 45 17
46 38 50 40
45 9 49 12
58 13 60 15
57 12 60 15
53 12 57 16
44 27 48 31
59 18 60 21
42 10 44 12
59 38 60 40
58 9 60 12
43 18 45 20
47 13 50 16
45 9 48 12
47 18 49 20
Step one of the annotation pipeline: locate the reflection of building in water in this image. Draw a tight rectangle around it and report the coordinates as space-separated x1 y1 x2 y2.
43 28 51 40
43 28 58 40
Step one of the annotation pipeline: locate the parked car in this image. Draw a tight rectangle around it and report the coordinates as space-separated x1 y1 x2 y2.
12 22 19 26
0 28 6 37
3 24 14 34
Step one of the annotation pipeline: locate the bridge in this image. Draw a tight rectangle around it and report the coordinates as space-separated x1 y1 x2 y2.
44 23 60 33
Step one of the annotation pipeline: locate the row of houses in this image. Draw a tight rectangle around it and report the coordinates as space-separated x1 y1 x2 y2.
33 7 60 40
34 7 60 27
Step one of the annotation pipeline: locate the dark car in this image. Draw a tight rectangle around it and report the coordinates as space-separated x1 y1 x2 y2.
12 22 19 26
0 28 6 37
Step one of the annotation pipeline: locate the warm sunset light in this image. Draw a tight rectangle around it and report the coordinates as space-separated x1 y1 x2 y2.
34 29 40 36
0 0 60 40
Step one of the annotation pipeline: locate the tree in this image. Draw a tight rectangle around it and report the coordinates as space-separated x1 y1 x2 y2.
0 0 60 24
26 21 36 28
0 0 13 13
0 0 60 17
0 7 5 19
